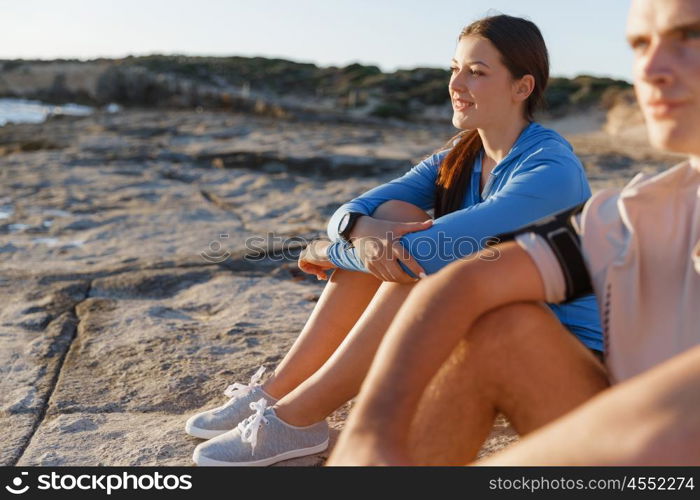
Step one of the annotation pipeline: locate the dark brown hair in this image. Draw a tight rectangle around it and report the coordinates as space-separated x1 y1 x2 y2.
434 14 550 217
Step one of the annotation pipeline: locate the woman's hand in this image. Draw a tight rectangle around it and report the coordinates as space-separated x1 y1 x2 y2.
298 239 337 280
350 216 432 283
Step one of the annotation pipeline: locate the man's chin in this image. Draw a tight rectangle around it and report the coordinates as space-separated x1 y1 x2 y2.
646 123 692 155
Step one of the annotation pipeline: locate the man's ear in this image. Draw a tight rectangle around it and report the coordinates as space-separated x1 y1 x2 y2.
514 74 535 102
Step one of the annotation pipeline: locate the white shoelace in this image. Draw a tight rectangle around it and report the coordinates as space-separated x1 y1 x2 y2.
222 365 266 399
237 397 269 455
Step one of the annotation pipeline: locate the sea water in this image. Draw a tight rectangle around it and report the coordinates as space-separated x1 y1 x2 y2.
0 98 94 126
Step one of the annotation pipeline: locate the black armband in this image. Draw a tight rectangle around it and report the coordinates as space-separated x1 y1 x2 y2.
490 202 593 302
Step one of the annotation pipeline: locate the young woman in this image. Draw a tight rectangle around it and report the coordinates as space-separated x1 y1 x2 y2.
328 0 700 466
187 14 606 467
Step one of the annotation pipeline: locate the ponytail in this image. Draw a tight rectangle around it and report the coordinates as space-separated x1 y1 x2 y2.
434 130 482 218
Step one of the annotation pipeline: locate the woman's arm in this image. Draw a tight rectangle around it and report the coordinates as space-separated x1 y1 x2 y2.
325 152 442 242
328 149 589 276
320 150 440 279
326 216 432 281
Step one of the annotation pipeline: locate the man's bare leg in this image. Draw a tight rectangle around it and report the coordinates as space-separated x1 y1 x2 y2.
407 302 608 465
327 243 558 465
478 344 700 465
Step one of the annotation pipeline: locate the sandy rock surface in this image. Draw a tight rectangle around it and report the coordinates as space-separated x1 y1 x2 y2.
0 109 677 466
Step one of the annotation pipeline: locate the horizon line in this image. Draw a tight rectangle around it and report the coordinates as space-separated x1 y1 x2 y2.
0 53 633 84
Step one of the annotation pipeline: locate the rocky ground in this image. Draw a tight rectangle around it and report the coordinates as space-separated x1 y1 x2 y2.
0 108 680 466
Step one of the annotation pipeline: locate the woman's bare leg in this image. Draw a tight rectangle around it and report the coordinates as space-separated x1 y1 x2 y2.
263 200 430 400
262 268 382 399
273 279 418 425
407 302 609 465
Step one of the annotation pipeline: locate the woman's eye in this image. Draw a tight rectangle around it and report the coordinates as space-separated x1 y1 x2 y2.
470 69 483 76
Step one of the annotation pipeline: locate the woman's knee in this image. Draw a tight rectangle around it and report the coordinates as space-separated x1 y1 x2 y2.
373 200 431 223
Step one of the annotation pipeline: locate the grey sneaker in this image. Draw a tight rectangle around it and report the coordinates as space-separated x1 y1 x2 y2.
192 398 329 466
185 366 277 439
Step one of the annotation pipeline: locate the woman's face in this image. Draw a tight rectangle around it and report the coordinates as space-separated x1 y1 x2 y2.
449 35 523 130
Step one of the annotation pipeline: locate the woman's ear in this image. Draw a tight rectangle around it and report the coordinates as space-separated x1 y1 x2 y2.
513 74 535 102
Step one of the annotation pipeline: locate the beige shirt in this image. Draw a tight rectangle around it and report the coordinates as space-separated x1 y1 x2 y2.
517 161 700 383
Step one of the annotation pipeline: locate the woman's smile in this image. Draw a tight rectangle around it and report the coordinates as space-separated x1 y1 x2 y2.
453 97 474 111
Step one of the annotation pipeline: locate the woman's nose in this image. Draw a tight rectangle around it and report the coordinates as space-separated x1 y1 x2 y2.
449 71 468 94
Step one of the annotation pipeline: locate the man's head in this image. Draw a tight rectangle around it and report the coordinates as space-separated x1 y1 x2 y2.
627 0 700 160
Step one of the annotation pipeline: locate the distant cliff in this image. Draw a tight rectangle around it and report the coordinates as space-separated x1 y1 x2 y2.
0 56 632 121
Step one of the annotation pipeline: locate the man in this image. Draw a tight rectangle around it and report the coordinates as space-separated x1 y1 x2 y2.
328 0 700 465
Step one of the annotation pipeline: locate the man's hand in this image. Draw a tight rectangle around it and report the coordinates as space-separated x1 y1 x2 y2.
350 216 432 283
298 239 336 280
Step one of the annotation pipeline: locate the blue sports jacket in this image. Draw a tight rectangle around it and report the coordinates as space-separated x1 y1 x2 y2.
325 122 603 351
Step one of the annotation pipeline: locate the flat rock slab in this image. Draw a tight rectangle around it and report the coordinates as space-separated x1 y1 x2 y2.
53 271 317 416
0 275 89 465
16 269 323 465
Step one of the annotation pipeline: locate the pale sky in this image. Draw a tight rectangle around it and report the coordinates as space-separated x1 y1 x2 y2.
1 0 634 81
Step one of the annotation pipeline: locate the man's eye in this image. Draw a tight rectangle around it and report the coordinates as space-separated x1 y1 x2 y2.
630 39 649 52
449 66 458 72
681 28 700 40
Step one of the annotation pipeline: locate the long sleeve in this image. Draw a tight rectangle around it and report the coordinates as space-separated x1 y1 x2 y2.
329 145 590 276
400 147 589 274
325 151 446 272
326 151 444 241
